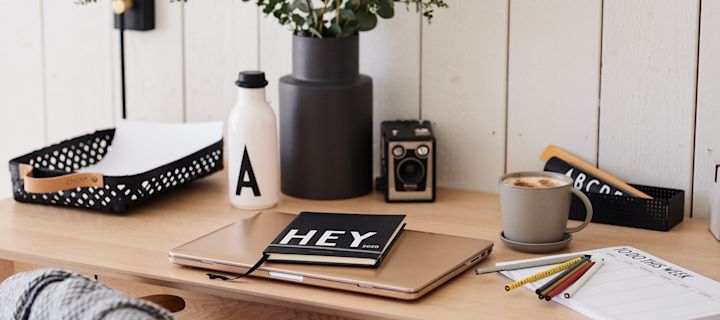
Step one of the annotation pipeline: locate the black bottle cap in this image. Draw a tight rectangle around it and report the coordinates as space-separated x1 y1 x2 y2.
235 71 268 88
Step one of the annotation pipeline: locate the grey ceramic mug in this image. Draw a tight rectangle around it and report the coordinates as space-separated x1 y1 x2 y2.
499 171 593 243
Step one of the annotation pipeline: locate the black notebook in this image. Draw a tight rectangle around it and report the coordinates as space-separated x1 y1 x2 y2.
264 212 406 267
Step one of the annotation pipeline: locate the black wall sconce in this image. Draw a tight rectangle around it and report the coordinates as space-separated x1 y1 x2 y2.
113 0 155 119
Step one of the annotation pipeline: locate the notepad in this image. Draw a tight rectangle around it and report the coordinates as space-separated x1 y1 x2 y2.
498 246 720 320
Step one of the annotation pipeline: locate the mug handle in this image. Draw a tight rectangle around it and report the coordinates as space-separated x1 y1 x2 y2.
565 188 593 233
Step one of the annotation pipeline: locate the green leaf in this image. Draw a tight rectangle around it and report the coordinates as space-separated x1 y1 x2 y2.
292 14 305 26
328 22 342 36
263 0 280 14
355 8 377 32
339 9 355 21
377 0 394 19
292 0 309 12
308 27 323 38
340 24 358 37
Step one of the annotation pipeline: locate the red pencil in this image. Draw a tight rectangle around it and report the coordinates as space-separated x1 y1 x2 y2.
544 261 595 301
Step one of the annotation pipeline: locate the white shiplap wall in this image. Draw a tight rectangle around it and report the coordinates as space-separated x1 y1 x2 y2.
693 0 720 218
44 0 116 140
599 0 699 216
422 0 507 192
1 0 716 218
361 10 422 178
507 0 602 172
184 1 258 122
0 0 46 196
122 0 185 122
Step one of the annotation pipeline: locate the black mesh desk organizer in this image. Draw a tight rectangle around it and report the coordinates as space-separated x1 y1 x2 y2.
8 129 223 213
569 184 684 231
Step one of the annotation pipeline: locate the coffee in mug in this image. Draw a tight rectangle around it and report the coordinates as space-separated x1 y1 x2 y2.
498 171 593 244
502 176 567 189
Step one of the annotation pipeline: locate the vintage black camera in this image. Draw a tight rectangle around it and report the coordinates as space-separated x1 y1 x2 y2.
376 120 435 202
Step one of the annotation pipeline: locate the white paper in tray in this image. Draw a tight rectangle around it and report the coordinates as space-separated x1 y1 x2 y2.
79 120 223 176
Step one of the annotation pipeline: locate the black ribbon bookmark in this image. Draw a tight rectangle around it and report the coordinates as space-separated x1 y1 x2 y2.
206 254 268 282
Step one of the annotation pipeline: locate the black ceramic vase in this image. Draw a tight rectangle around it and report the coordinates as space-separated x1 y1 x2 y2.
279 35 373 200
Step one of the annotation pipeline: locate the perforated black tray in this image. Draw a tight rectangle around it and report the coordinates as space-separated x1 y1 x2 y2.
569 184 684 231
8 128 223 213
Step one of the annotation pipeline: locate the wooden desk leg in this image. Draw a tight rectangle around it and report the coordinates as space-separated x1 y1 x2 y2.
0 259 14 282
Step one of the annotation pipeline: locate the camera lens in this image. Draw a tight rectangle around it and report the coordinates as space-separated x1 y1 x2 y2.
397 158 425 185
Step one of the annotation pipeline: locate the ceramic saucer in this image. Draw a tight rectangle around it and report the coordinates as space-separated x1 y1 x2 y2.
499 232 572 253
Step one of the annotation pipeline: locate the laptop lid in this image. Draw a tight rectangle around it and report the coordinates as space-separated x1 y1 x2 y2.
169 211 493 298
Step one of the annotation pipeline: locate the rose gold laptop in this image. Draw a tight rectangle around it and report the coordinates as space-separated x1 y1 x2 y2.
169 211 493 300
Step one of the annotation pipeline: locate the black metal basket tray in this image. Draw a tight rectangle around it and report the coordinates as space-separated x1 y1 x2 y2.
569 184 684 231
8 128 223 213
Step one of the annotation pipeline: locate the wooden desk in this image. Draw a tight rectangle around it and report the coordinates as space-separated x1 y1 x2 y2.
0 172 718 319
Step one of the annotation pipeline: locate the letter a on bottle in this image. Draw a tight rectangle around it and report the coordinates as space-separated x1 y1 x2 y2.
236 146 261 196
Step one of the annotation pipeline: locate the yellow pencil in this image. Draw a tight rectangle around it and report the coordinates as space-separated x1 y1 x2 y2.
504 256 584 291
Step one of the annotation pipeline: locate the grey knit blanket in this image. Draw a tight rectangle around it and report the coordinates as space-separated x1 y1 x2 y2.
0 268 174 320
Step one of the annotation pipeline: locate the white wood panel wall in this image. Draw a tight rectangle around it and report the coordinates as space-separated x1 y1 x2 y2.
259 16 292 117
0 0 716 220
0 0 45 198
599 0 699 216
184 0 258 123
422 0 507 192
122 0 184 122
693 0 720 218
43 0 115 141
507 0 602 172
361 9 422 177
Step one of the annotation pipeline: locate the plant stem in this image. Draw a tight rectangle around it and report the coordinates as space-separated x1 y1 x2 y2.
335 0 340 25
342 1 354 30
317 0 330 32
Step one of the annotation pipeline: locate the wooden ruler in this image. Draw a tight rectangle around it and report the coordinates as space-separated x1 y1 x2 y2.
540 145 652 199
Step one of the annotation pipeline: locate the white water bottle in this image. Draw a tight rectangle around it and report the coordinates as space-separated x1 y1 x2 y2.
227 71 279 209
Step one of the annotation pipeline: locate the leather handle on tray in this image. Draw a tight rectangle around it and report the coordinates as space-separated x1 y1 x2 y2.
19 163 104 193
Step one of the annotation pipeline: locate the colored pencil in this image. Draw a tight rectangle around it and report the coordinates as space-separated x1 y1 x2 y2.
475 254 587 275
538 260 591 299
504 256 584 291
544 262 594 301
534 256 590 297
564 259 605 299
